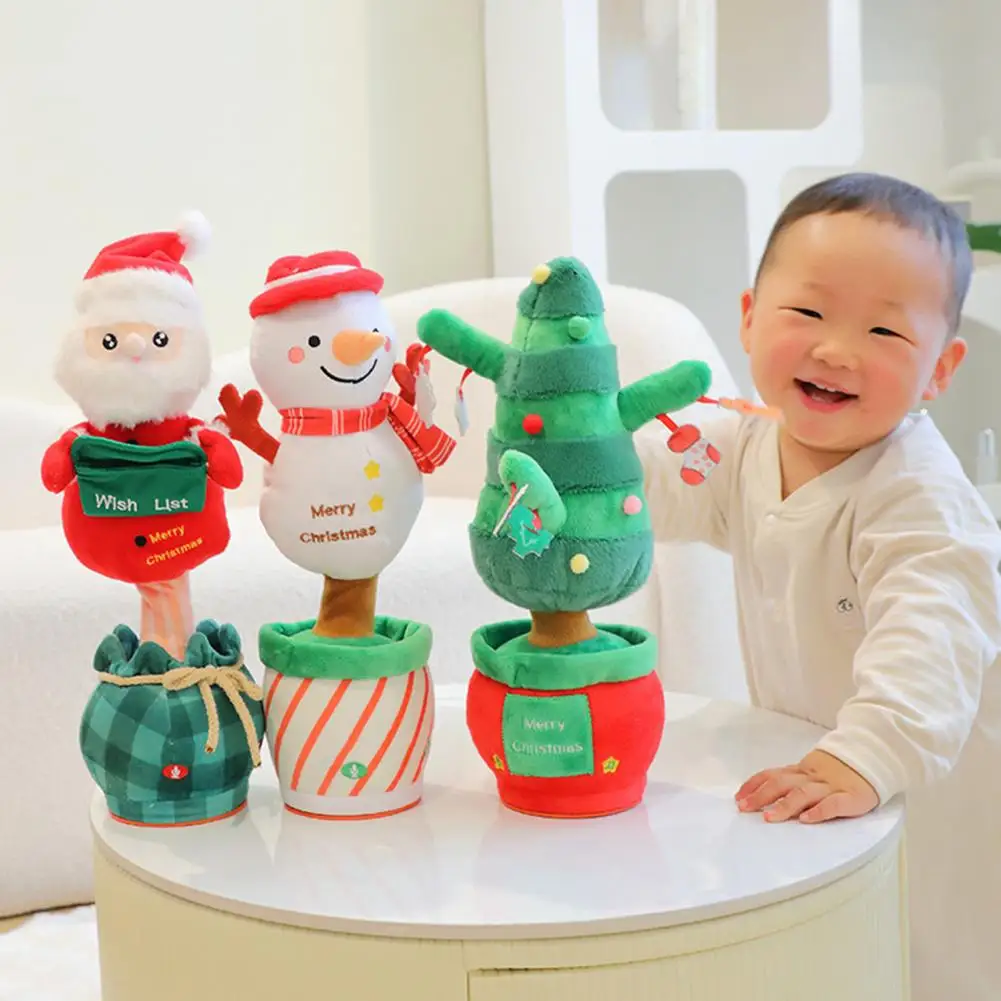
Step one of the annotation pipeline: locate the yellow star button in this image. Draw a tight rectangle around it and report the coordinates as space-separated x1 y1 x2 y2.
492 754 505 771
364 460 381 480
602 756 619 775
369 494 384 513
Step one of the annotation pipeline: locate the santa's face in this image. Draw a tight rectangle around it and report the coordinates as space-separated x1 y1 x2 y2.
250 292 398 410
55 320 211 428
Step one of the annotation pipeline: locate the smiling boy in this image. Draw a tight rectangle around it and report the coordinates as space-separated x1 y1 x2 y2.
639 172 1001 1000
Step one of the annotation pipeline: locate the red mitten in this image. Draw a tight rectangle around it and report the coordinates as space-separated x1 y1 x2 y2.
198 427 244 490
393 344 434 413
392 362 417 406
41 427 84 493
217 385 279 464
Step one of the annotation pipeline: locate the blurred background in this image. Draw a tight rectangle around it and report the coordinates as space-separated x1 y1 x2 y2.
2 0 1000 479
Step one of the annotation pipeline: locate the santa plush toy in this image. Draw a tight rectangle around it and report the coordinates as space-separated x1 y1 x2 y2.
41 213 242 658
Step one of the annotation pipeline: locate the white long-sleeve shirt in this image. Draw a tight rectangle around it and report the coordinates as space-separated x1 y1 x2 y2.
638 412 1001 1001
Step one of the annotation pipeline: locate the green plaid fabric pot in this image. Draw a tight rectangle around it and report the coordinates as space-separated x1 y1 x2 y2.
79 619 265 826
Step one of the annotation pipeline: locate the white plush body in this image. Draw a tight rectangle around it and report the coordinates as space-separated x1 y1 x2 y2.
261 423 423 579
249 290 426 580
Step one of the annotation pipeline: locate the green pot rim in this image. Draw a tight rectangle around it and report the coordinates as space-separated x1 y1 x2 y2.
471 620 657 691
258 615 432 680
93 619 243 677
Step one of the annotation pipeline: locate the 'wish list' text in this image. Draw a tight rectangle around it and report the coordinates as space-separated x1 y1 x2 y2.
93 494 191 513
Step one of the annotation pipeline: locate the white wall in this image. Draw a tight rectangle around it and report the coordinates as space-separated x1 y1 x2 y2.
596 0 996 395
0 0 492 405
783 0 948 200
600 0 841 394
775 0 1001 479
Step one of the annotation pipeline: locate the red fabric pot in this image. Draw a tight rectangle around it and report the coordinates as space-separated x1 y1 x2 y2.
466 621 665 818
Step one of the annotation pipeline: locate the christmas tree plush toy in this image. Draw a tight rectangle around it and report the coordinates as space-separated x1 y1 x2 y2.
418 257 772 818
216 252 454 819
42 214 264 826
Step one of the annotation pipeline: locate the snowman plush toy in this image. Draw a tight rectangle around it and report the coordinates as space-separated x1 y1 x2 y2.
219 251 456 637
218 252 455 820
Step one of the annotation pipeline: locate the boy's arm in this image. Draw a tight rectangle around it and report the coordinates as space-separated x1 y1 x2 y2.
815 474 1001 805
634 413 739 551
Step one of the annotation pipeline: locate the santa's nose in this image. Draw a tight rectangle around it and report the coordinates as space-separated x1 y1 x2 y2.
122 333 146 360
332 330 386 366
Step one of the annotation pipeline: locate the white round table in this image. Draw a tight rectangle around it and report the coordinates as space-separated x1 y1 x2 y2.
91 685 908 1001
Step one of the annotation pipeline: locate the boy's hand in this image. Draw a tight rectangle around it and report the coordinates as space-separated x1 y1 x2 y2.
735 749 879 824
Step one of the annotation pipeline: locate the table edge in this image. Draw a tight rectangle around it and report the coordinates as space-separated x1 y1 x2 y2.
91 807 904 942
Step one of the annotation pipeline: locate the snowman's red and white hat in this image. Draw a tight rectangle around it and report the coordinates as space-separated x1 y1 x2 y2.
74 211 210 331
249 251 384 319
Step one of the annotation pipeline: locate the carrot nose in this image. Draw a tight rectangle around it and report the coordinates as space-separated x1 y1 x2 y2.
332 330 386 366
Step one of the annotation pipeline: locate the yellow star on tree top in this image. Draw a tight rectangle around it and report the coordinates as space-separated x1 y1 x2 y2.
602 756 620 775
364 460 381 480
369 494 384 513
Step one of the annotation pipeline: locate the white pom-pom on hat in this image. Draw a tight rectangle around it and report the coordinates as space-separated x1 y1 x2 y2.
177 210 211 258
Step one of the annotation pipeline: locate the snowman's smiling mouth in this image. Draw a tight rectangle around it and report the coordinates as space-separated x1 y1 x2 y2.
319 360 378 384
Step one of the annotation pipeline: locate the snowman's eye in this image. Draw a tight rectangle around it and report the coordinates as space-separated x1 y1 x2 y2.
152 331 169 348
102 333 118 351
308 335 321 348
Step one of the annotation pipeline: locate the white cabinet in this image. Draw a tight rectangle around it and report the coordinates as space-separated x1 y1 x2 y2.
484 0 863 391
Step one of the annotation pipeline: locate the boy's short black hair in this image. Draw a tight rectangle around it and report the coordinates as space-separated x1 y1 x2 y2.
755 172 972 333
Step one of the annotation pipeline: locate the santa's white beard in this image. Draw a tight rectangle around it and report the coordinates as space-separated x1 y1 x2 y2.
54 331 212 429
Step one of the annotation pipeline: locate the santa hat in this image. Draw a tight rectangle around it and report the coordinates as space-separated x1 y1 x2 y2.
249 250 384 319
74 211 211 330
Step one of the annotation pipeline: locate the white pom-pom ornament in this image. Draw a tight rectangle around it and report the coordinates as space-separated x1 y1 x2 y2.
176 210 211 257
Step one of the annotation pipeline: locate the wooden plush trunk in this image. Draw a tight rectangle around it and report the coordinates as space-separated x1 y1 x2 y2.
465 621 665 818
260 617 435 820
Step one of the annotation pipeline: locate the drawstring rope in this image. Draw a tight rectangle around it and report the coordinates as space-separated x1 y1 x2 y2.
96 663 263 767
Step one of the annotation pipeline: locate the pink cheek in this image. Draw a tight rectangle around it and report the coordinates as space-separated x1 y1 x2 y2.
759 334 801 373
384 340 392 352
287 346 306 364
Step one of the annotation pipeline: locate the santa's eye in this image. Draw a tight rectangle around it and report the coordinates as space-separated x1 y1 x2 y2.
102 333 118 350
152 331 169 348
308 335 321 348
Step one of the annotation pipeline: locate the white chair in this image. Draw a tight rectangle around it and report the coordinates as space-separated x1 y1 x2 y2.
0 277 743 918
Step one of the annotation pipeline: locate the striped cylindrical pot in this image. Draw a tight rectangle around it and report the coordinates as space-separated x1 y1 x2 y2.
259 616 434 820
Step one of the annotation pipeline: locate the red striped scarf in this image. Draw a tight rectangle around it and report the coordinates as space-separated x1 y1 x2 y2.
279 394 455 474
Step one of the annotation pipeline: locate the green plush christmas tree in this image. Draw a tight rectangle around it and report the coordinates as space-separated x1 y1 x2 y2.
418 257 711 649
